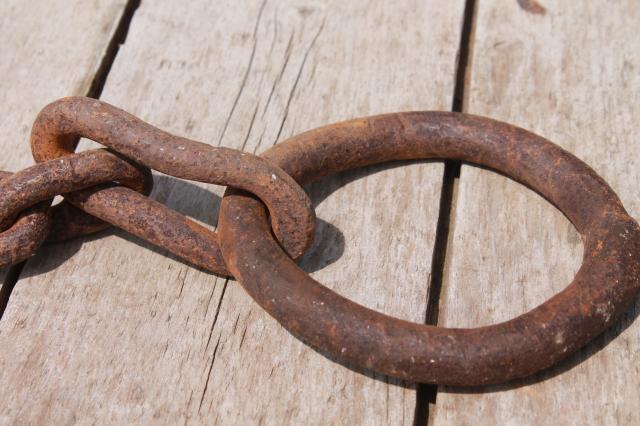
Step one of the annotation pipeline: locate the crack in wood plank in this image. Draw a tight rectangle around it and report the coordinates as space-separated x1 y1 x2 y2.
273 17 326 145
217 0 268 147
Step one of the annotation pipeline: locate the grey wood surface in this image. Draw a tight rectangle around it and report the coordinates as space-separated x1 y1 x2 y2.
431 1 640 425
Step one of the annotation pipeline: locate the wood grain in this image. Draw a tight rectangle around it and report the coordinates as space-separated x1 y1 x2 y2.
431 1 640 425
0 0 465 424
0 0 129 294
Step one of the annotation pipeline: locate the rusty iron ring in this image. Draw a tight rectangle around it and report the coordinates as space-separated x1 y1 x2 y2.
31 97 315 271
0 150 150 267
218 112 640 386
0 171 52 267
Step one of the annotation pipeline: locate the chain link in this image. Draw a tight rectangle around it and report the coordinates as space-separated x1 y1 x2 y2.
0 97 638 386
5 96 316 275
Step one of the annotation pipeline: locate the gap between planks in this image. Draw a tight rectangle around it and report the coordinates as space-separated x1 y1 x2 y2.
0 0 142 320
414 0 478 424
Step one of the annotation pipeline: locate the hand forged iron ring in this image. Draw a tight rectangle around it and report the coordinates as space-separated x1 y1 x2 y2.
218 112 640 386
30 97 316 276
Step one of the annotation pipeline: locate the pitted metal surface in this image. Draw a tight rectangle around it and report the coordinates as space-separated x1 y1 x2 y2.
217 112 640 385
2 98 638 386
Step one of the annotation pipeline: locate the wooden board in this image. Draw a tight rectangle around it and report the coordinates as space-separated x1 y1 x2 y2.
0 0 129 294
431 1 640 424
0 0 465 423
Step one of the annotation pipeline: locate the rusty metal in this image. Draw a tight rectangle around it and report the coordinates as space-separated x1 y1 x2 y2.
30 97 315 275
0 171 51 266
217 111 640 386
0 149 150 232
66 184 225 273
1 98 638 387
0 150 150 267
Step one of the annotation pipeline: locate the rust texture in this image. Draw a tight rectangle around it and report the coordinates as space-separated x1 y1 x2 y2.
0 171 51 266
0 150 150 232
2 97 638 387
0 150 150 267
66 184 225 273
30 97 315 275
217 111 640 386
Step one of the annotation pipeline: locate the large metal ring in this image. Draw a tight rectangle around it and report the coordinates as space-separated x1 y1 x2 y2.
31 97 316 275
218 112 640 386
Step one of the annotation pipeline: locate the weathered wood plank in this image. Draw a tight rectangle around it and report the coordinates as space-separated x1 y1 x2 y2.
0 0 130 295
0 0 466 423
431 1 640 424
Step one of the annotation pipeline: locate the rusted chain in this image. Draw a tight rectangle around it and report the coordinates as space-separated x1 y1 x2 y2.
0 171 51 266
1 98 638 387
30 97 315 275
0 150 151 267
0 149 150 232
217 111 640 386
65 184 225 273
